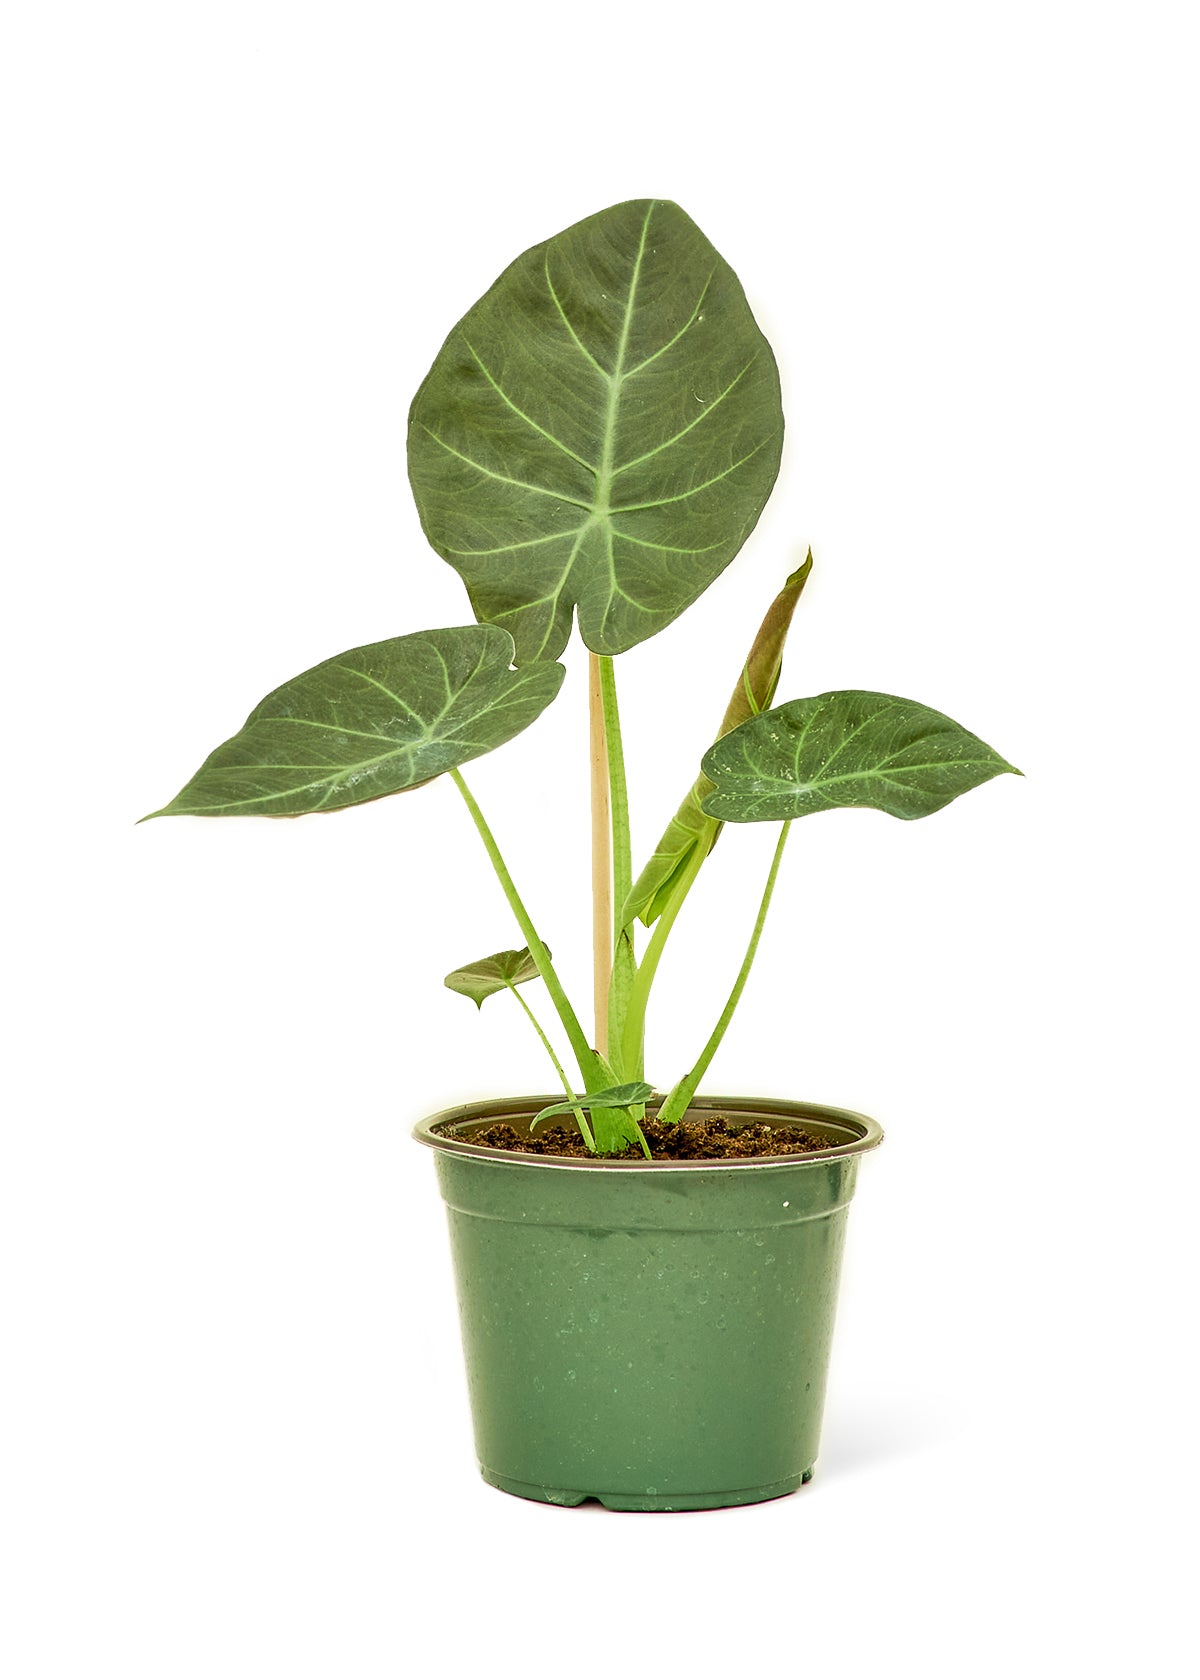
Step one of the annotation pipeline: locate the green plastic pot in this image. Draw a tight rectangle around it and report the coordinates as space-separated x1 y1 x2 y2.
414 1095 882 1512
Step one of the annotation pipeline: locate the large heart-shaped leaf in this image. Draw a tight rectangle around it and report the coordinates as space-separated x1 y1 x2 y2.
147 625 564 818
408 198 784 663
444 946 545 1009
700 691 1020 823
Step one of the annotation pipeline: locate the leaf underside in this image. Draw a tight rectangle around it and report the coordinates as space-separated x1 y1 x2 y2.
444 946 545 1009
408 198 784 663
150 625 564 818
700 691 1020 823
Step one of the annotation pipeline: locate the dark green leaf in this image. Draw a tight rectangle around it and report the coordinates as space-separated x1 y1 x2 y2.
531 1081 654 1127
700 691 1020 823
624 556 812 925
408 198 783 663
147 625 564 818
444 946 545 1009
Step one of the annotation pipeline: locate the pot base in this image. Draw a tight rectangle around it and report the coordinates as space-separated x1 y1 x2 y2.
480 1465 814 1512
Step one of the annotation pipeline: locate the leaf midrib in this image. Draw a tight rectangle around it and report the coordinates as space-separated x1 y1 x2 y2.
415 200 784 660
433 206 773 646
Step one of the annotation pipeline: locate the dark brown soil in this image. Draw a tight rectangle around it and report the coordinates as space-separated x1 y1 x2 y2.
466 1115 831 1160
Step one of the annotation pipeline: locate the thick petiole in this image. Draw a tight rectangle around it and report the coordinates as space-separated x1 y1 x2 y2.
598 654 638 1077
598 655 633 932
618 839 706 1078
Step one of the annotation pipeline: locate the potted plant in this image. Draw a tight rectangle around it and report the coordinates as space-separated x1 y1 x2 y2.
145 198 1019 1510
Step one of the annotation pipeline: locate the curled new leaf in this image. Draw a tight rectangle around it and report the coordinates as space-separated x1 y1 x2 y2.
147 625 564 818
444 946 546 1010
408 198 784 663
624 556 812 926
700 691 1020 824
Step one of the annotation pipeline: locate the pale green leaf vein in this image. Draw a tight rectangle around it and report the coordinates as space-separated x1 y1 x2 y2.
609 527 726 555
623 272 714 381
334 664 427 726
445 528 585 558
543 251 611 382
594 202 655 507
418 425 594 510
611 355 759 478
178 746 413 810
486 522 592 662
255 715 406 744
462 339 598 474
611 434 777 514
806 701 897 771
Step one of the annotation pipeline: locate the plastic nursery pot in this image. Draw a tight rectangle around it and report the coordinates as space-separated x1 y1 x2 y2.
413 1095 882 1512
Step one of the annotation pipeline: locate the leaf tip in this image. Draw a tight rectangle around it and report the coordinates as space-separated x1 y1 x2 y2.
786 551 814 587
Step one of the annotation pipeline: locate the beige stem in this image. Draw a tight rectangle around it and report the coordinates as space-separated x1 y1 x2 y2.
588 651 612 1058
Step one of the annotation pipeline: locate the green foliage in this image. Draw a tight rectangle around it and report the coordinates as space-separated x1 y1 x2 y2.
701 691 1019 824
408 199 783 663
148 198 1019 1156
445 947 545 1009
624 553 812 928
148 627 562 819
533 1083 654 1159
532 1083 654 1127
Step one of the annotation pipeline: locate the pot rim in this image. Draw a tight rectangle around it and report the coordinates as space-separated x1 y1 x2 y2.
412 1094 884 1172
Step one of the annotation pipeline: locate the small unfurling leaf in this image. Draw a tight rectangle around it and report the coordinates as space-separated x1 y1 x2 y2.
444 946 547 1009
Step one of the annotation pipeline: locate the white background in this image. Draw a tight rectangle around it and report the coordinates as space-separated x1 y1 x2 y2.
7 2 1197 1674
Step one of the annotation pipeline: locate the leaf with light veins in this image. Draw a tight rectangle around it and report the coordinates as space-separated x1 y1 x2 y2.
701 691 1020 824
147 625 564 818
408 199 784 662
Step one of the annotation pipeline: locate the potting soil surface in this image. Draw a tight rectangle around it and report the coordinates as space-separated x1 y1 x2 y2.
468 1115 830 1160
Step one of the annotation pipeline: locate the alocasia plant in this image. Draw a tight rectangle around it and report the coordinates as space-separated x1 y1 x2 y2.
147 198 1019 1157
